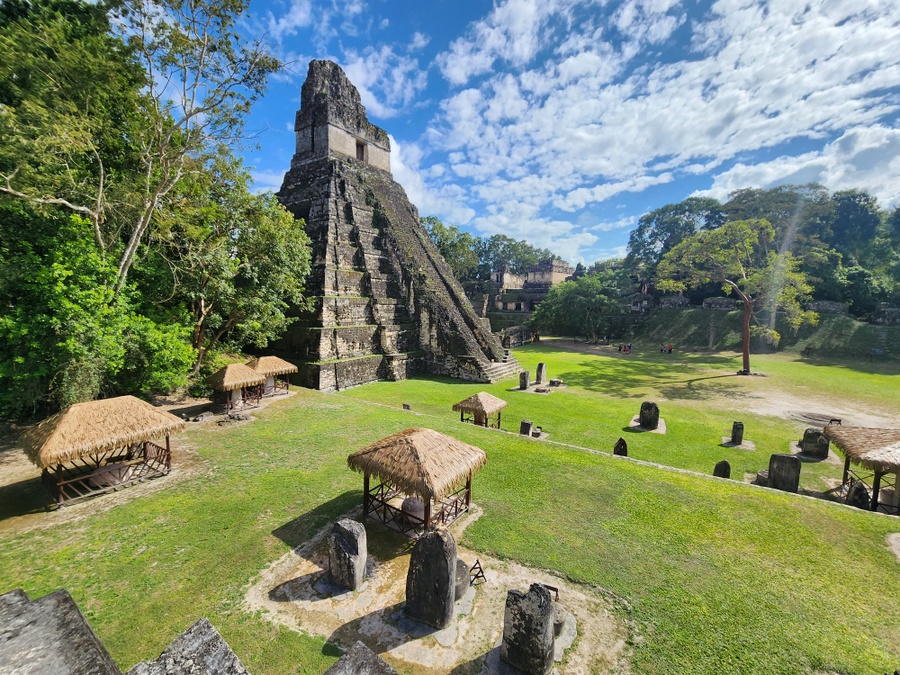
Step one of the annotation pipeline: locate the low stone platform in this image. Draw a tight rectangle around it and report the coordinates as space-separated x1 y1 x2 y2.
720 437 756 451
628 416 667 434
246 508 630 673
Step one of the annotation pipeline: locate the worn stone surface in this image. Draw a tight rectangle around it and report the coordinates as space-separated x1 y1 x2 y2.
614 438 628 457
454 558 470 600
322 641 397 675
0 588 122 675
500 583 555 675
768 454 801 493
405 528 457 629
731 422 744 446
755 469 769 487
639 401 660 430
329 519 367 591
127 618 248 675
520 420 533 436
846 480 871 510
276 61 517 390
714 460 731 479
800 428 830 459
520 371 530 390
535 362 547 384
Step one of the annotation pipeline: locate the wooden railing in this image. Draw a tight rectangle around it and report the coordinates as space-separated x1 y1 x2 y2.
364 482 471 537
42 441 171 506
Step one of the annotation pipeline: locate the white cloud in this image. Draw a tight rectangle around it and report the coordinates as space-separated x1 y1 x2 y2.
390 136 476 225
416 0 900 261
250 169 287 194
410 32 430 50
700 124 900 208
342 47 428 118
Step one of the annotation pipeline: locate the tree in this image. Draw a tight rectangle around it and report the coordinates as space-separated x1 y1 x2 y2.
0 0 281 295
625 197 725 289
422 216 479 280
146 153 311 373
656 219 817 374
529 264 633 342
825 189 884 264
474 234 553 279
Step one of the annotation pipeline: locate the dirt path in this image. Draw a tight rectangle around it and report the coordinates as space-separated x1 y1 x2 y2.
246 508 631 674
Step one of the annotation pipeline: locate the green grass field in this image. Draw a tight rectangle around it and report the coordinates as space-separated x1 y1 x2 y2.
0 344 898 674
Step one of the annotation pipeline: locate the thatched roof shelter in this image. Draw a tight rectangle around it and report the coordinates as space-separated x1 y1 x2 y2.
348 428 486 502
823 426 900 472
20 396 185 469
452 392 508 416
246 356 298 377
207 363 266 392
824 425 900 514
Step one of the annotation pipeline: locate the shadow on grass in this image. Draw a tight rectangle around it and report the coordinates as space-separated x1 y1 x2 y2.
557 353 739 398
272 490 362 550
0 475 53 522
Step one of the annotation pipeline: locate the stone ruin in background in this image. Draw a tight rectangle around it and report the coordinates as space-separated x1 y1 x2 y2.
274 60 518 390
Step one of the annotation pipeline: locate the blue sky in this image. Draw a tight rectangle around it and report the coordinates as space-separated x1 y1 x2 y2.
241 0 900 265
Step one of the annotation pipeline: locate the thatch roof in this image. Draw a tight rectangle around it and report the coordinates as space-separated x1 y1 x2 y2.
19 396 186 469
451 392 508 416
207 363 266 392
823 426 900 472
246 355 298 377
347 428 487 502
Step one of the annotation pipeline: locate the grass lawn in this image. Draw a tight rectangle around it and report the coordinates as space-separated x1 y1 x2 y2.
0 344 898 674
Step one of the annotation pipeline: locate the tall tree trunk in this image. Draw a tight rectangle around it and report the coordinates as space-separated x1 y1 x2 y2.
740 294 752 373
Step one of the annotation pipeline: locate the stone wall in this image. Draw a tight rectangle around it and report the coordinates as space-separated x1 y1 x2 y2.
702 297 739 311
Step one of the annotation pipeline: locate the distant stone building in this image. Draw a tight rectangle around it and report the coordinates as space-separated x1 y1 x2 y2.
492 265 526 289
524 258 574 289
275 61 518 390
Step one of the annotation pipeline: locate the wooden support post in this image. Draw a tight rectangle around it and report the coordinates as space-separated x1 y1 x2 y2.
363 473 370 516
871 470 883 512
460 411 464 422
165 435 172 472
842 456 850 486
424 500 431 530
465 477 472 507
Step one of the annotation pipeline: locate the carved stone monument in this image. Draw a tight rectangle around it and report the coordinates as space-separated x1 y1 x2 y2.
520 371 530 390
454 558 470 599
714 460 731 479
614 438 627 457
405 527 457 629
500 583 555 675
329 519 367 590
801 428 830 459
520 420 533 436
535 362 547 385
731 422 744 446
639 401 660 430
846 480 870 510
768 454 801 493
275 60 518 390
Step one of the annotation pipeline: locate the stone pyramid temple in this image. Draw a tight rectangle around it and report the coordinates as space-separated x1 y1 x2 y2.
275 60 519 390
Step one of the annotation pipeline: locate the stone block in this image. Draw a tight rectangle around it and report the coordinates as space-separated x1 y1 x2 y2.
714 460 731 479
768 454 801 493
801 428 829 459
731 422 744 445
323 641 397 675
755 469 769 487
639 401 659 430
454 558 470 599
846 480 870 510
520 420 533 436
405 528 457 629
535 362 547 384
520 371 530 390
329 519 367 591
500 583 555 675
614 438 627 457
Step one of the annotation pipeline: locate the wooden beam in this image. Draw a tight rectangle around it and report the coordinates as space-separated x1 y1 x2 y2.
363 473 370 516
871 470 883 512
842 456 850 486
